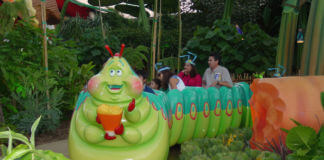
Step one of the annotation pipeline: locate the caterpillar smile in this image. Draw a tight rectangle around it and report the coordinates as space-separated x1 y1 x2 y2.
108 85 123 92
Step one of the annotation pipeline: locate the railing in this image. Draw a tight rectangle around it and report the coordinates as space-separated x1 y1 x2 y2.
231 73 254 84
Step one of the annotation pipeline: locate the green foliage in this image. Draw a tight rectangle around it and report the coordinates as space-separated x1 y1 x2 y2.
0 0 28 34
285 120 324 160
21 150 70 160
158 57 178 72
189 0 260 26
180 128 280 160
187 0 283 36
253 72 265 78
8 71 64 133
0 20 94 133
0 116 69 160
185 19 277 75
60 62 95 111
123 45 149 70
321 92 324 109
138 0 150 32
286 126 317 156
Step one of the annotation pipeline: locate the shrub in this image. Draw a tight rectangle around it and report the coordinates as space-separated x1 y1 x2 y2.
0 20 94 133
180 128 280 160
185 19 277 75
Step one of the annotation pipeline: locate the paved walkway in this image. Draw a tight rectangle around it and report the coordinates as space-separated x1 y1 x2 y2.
36 139 180 159
37 139 69 158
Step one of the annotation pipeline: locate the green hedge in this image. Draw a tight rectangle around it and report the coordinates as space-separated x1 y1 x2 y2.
180 128 280 160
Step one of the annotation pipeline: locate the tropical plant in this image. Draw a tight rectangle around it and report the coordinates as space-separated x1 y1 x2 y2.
189 0 260 27
282 119 324 160
60 15 151 72
0 0 28 34
0 116 69 160
8 70 64 133
180 128 280 160
158 57 178 72
123 45 149 70
185 19 277 75
0 20 94 132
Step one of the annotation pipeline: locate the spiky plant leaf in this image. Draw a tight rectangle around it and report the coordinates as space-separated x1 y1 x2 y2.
0 131 32 149
30 116 41 148
7 128 12 155
3 144 31 160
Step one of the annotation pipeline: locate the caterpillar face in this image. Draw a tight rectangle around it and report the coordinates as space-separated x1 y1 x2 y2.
87 57 143 103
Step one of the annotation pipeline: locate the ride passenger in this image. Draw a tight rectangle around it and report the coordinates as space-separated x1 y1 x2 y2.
157 66 186 91
150 78 161 90
178 52 202 87
136 70 155 94
202 53 233 88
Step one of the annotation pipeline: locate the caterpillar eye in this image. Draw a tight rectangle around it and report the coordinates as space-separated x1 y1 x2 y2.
110 70 115 76
116 70 122 76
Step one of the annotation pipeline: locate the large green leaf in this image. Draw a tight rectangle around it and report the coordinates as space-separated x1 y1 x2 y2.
286 126 317 153
0 131 32 149
3 144 31 160
7 129 12 155
205 31 216 39
321 92 324 109
318 126 324 151
1 144 7 157
30 116 41 148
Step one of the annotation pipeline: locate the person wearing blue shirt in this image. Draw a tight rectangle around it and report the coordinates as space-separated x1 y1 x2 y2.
136 70 155 94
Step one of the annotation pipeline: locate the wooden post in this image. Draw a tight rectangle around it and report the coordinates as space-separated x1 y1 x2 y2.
157 0 162 62
177 0 182 72
41 0 50 109
151 0 158 78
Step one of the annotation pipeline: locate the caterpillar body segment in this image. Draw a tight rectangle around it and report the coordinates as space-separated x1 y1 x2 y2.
143 83 252 147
